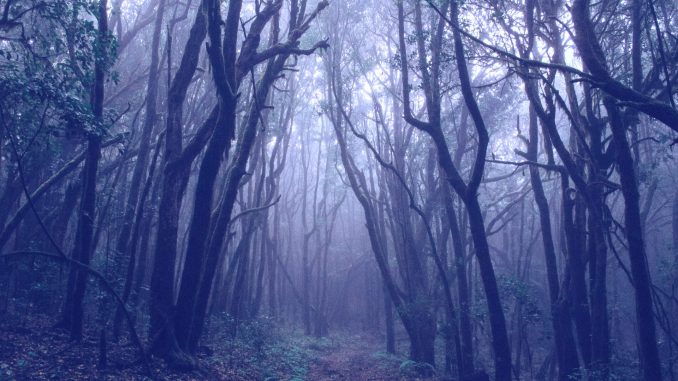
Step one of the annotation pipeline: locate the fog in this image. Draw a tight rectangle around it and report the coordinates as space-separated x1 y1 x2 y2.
1 0 677 380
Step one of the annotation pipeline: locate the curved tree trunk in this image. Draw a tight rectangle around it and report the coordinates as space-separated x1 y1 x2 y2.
571 2 663 379
395 1 512 377
148 1 207 363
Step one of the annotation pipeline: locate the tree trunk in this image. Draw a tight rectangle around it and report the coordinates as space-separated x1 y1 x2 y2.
173 0 242 353
397 1 510 374
148 1 206 364
113 135 162 338
383 283 396 354
112 0 166 340
184 50 281 353
571 2 662 378
114 0 165 297
525 108 580 380
443 186 474 373
58 0 107 341
605 97 663 381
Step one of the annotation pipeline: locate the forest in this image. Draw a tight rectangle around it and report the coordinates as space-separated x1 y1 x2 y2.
0 0 677 380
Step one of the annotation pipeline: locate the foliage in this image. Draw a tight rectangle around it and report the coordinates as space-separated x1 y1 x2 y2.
399 359 436 378
497 274 542 324
0 0 117 149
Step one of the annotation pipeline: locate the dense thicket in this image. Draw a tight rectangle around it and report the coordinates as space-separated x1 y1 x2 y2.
1 0 677 380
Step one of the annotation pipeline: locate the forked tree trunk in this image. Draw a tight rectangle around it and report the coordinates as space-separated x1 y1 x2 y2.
397 1 512 376
571 2 663 378
148 1 207 364
173 0 243 354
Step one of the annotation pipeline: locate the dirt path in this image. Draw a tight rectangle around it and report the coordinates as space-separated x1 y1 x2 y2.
305 336 405 380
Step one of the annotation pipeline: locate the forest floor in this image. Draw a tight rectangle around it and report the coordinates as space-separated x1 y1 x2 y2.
305 335 410 380
0 313 440 380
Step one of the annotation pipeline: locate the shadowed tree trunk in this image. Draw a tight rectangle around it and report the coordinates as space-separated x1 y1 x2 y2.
327 52 436 364
58 0 108 341
540 0 594 366
112 0 166 341
524 107 580 380
606 96 663 381
383 283 396 354
443 188 474 374
173 0 244 354
175 1 329 353
674 190 678 253
571 1 663 379
148 0 207 364
397 1 511 377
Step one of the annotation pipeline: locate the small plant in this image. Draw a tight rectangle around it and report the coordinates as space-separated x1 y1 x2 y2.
399 359 435 378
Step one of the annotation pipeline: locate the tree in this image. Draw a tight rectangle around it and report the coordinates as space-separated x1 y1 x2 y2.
58 0 111 341
397 1 510 378
571 2 663 379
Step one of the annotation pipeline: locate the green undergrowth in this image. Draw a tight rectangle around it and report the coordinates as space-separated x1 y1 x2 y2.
0 311 416 380
203 315 342 380
372 349 403 368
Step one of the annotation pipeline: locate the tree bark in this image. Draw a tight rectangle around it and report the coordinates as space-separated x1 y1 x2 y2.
148 0 207 363
571 2 663 378
606 97 663 381
58 0 108 341
396 1 512 376
525 108 580 380
673 190 678 253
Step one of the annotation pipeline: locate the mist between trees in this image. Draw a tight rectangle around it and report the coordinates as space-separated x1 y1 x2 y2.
0 0 677 380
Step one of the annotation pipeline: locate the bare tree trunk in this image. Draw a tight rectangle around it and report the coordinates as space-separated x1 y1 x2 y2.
300 126 316 335
178 1 329 352
396 1 511 374
51 181 81 248
184 48 279 352
673 190 678 253
383 283 396 354
115 0 165 295
58 0 108 341
571 2 663 379
451 3 512 378
328 73 435 365
173 0 243 353
148 1 207 364
113 135 162 338
443 186 474 373
524 108 580 380
606 96 663 381
539 1 594 366
112 0 166 340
